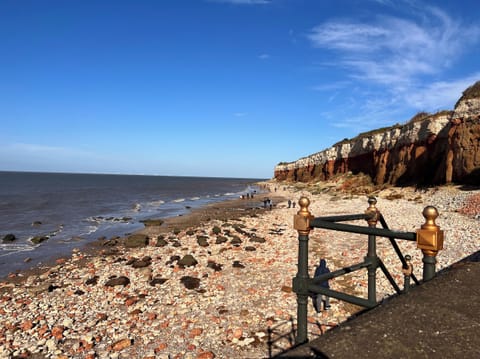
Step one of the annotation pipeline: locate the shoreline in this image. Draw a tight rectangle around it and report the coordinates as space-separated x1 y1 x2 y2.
1 186 284 285
1 181 479 358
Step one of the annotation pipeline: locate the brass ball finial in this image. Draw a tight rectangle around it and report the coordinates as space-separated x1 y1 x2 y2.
422 206 439 230
299 196 310 208
368 196 377 206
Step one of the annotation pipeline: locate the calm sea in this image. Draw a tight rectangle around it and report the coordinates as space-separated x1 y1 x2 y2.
0 171 265 277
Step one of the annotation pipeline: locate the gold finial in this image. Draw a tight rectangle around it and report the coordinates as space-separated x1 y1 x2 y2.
416 205 444 256
365 196 379 226
298 196 310 216
294 196 314 235
421 206 439 230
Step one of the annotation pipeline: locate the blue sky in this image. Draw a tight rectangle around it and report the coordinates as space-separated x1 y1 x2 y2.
1 0 479 179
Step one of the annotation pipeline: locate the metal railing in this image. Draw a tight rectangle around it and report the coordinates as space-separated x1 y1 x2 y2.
292 196 444 344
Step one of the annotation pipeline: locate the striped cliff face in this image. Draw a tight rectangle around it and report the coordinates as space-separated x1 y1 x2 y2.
274 83 480 186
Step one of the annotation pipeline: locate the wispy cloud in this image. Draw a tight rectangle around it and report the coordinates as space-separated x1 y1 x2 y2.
307 3 480 131
258 53 270 60
308 8 479 86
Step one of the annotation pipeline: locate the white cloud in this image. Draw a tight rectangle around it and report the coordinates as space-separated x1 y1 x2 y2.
258 53 270 60
307 4 480 133
404 73 480 110
308 6 480 87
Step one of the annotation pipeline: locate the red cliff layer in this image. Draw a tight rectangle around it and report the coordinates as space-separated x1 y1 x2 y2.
274 82 480 186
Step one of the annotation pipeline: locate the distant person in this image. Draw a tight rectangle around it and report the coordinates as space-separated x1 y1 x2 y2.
292 201 296 208
312 259 331 312
263 198 268 208
269 199 273 210
288 199 291 208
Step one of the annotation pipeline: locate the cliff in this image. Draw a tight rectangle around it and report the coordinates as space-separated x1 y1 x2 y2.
274 81 480 186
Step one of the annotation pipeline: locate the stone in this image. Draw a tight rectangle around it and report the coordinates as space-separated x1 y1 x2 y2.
207 260 222 271
232 261 245 268
105 276 130 287
215 236 228 244
178 254 198 267
197 235 209 247
112 338 132 351
140 219 164 227
125 234 149 248
149 277 168 286
2 233 16 242
156 238 168 247
180 276 201 290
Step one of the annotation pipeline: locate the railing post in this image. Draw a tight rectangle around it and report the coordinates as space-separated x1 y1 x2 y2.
292 196 314 345
365 197 379 305
416 206 444 281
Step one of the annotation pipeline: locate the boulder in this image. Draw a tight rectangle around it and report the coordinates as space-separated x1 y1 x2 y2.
31 236 49 244
178 254 198 267
140 219 164 227
2 234 16 242
125 234 149 248
180 276 200 290
105 276 130 287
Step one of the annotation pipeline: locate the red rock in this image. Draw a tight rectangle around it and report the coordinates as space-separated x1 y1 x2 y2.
146 312 157 321
154 343 168 353
187 344 197 351
232 328 243 339
125 296 138 306
189 328 203 338
196 351 215 359
112 338 132 351
51 325 64 340
20 320 33 331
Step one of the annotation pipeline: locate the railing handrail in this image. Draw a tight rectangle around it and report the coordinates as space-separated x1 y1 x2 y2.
292 196 444 344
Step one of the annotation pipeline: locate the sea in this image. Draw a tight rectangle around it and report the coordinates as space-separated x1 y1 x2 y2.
0 171 265 278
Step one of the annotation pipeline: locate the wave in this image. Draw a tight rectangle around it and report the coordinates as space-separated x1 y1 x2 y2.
189 197 200 201
172 198 185 203
149 200 165 206
132 203 142 212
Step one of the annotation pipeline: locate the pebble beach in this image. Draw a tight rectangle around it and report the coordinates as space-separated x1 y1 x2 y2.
1 181 479 359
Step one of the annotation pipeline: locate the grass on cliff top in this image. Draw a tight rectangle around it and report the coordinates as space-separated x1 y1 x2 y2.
460 80 480 100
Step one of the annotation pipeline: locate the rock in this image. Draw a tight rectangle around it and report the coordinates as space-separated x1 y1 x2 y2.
245 246 256 251
140 219 164 227
32 221 42 226
180 276 201 290
215 236 228 244
112 338 132 351
207 260 222 271
197 235 209 247
85 275 98 285
178 254 198 267
31 236 49 244
149 277 168 286
125 234 149 248
230 236 242 245
2 233 16 242
132 259 151 268
156 237 168 247
105 276 130 287
232 261 245 268
166 255 181 266
250 236 266 243
212 226 222 235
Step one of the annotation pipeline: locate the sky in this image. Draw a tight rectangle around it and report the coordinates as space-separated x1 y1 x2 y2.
1 0 479 179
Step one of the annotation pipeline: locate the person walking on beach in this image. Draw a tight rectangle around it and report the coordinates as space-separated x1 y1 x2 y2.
312 259 331 312
269 199 273 210
288 199 292 208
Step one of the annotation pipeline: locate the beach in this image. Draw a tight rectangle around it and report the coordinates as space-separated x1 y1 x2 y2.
1 181 479 358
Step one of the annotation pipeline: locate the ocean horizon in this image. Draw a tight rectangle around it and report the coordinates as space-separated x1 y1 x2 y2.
0 171 266 277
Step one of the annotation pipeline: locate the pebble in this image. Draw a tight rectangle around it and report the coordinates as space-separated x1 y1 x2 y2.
0 183 478 358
